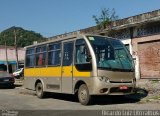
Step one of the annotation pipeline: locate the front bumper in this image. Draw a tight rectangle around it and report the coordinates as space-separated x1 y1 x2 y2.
90 77 135 95
13 74 20 77
0 77 15 87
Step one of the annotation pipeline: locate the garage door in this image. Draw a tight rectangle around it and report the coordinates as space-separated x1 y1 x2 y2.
138 41 160 78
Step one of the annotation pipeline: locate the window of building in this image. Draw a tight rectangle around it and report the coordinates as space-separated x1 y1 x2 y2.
48 43 61 66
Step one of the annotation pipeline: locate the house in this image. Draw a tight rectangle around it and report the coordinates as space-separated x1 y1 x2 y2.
0 46 25 73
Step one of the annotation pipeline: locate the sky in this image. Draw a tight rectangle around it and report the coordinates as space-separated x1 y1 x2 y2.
0 0 160 38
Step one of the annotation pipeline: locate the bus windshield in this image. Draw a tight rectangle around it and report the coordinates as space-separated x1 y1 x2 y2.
87 36 134 71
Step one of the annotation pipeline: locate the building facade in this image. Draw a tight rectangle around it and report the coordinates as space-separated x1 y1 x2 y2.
50 9 160 80
0 46 25 73
107 10 160 79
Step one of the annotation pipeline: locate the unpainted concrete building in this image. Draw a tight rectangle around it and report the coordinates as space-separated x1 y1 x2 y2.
50 9 160 80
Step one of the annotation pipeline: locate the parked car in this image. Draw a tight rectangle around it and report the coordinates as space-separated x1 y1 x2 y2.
0 71 15 88
12 68 24 79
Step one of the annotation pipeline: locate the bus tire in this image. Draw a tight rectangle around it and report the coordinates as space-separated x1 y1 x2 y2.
78 84 92 105
36 82 45 98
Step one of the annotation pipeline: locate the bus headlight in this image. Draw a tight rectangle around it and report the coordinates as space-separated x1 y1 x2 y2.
99 77 110 83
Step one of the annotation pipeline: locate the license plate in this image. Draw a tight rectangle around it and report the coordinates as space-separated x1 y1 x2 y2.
119 86 128 90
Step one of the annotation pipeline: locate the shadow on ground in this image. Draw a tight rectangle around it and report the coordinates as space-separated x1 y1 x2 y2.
0 85 15 89
0 84 22 89
15 84 23 87
42 87 148 105
93 88 148 105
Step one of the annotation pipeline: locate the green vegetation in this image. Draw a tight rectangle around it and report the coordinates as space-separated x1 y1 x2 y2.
93 8 119 29
151 80 159 84
0 26 46 47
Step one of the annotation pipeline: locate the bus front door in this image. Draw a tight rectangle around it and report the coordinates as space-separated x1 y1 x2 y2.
61 41 74 93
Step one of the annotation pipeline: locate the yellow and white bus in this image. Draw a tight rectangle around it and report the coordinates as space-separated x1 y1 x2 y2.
24 34 136 105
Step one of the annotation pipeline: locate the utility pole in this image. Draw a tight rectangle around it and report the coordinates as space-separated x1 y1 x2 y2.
4 35 9 72
14 29 19 69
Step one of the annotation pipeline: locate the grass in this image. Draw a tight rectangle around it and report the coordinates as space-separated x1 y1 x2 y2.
150 80 159 84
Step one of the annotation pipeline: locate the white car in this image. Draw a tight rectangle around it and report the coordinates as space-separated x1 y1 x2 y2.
13 68 24 78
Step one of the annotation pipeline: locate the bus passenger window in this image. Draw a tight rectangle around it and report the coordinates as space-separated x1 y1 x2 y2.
63 42 74 66
26 48 35 67
35 45 46 66
75 39 92 71
76 45 88 64
48 43 61 66
38 54 43 65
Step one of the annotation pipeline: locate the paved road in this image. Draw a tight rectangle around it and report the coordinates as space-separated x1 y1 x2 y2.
0 86 160 110
0 86 160 116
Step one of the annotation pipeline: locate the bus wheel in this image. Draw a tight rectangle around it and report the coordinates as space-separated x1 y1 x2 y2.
78 84 91 105
36 82 45 98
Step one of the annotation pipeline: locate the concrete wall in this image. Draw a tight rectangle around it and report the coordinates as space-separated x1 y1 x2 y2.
0 46 25 61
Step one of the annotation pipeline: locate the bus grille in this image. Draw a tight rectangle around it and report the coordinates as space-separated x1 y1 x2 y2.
110 81 132 83
110 87 132 93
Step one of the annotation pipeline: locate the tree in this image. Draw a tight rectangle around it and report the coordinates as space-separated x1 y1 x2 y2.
93 8 118 29
0 26 46 47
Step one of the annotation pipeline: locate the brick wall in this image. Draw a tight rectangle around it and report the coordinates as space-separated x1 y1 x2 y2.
132 34 160 79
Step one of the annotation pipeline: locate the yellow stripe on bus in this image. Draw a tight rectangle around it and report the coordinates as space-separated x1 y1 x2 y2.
24 66 90 77
73 66 90 77
24 67 61 77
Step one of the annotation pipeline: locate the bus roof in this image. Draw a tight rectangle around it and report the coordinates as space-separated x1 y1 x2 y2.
24 34 116 49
